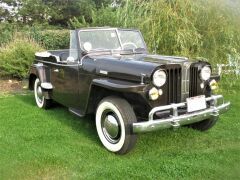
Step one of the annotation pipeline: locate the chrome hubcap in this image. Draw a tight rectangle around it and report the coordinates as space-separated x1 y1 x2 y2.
104 115 119 138
102 111 120 143
37 86 42 97
36 84 43 103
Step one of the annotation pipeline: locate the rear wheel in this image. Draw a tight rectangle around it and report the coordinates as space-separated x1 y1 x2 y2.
96 96 137 154
34 78 52 109
189 118 218 131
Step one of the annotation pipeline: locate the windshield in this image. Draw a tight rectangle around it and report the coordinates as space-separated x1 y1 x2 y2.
118 30 146 50
79 29 146 52
79 30 121 51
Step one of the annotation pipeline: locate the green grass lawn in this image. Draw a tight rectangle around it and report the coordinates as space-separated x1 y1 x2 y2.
0 90 239 179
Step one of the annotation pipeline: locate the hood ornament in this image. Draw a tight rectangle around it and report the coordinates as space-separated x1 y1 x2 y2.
140 73 146 85
183 62 191 69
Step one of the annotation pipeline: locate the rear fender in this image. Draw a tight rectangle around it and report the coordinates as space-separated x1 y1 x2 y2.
32 63 53 90
29 63 53 99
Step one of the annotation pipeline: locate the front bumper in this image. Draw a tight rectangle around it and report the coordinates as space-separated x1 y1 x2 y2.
133 95 230 133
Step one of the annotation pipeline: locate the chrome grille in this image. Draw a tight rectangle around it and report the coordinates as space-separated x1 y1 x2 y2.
166 67 181 104
189 65 199 97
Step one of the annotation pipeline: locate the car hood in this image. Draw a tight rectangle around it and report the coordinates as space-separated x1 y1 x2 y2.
85 53 189 82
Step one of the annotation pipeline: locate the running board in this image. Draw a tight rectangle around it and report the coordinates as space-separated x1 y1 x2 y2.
69 108 84 117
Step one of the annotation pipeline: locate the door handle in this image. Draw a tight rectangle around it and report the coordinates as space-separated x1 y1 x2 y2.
54 69 59 73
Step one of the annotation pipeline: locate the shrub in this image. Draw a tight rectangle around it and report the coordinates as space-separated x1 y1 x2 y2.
0 34 44 79
28 29 70 50
0 23 70 51
0 23 15 46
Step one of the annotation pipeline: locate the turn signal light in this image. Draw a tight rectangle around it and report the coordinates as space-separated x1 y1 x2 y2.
149 87 159 100
210 79 218 90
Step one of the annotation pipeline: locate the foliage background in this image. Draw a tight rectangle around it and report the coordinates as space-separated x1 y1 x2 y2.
0 0 240 79
0 34 43 78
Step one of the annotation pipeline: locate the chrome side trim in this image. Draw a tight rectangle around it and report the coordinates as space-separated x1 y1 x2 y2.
36 60 78 67
69 108 84 117
133 95 230 133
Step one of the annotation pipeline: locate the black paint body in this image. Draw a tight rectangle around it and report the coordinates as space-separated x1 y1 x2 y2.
29 28 218 120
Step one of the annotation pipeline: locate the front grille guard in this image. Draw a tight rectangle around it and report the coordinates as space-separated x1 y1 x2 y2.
149 95 223 121
133 95 230 133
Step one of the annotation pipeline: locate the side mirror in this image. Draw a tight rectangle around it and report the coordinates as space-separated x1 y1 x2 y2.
83 42 92 52
67 56 75 62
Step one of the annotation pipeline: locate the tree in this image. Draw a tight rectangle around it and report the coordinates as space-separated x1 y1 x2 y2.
0 1 14 22
17 0 49 24
45 0 95 26
92 0 124 8
0 0 97 26
0 6 6 21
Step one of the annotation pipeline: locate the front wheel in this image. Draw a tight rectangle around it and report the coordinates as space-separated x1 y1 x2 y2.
34 78 52 109
189 118 218 131
96 96 137 154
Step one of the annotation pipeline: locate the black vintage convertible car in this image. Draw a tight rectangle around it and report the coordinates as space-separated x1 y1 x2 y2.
29 27 230 154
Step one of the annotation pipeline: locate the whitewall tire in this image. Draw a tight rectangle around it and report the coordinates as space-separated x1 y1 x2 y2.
96 96 137 154
34 78 51 109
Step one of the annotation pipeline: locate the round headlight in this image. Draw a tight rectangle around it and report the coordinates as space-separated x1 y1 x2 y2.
200 66 211 81
153 70 167 87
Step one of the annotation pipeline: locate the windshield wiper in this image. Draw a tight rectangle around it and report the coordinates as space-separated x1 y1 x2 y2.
120 49 146 55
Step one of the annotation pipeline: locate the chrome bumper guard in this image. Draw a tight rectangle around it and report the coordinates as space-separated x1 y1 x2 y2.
133 95 230 133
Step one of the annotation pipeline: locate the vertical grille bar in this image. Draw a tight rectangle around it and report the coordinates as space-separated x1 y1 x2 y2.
189 65 199 97
172 69 175 102
166 67 181 104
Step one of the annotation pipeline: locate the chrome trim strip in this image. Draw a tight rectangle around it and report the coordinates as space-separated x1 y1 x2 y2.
161 55 188 60
133 95 230 133
181 62 191 101
79 28 118 32
36 60 78 67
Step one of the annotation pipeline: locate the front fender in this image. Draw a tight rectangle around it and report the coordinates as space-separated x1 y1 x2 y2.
85 78 150 115
210 74 220 82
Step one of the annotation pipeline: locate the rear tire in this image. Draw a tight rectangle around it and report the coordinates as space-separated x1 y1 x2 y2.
189 118 218 131
96 96 137 154
34 78 52 109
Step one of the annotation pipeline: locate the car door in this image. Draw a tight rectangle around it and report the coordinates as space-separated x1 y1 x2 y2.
51 61 80 108
51 30 82 108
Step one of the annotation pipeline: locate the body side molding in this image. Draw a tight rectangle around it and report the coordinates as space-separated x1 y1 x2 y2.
92 78 147 93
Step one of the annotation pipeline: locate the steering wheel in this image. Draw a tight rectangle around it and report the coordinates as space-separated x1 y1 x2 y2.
122 42 138 50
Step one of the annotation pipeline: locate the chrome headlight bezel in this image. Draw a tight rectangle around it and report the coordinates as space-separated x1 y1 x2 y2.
152 69 167 87
200 66 211 81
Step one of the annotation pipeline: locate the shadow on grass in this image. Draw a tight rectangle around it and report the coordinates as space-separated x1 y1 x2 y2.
15 92 206 153
15 93 101 146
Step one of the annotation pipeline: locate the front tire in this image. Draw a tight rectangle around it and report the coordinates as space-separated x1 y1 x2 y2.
34 78 52 109
189 118 218 131
96 96 137 154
